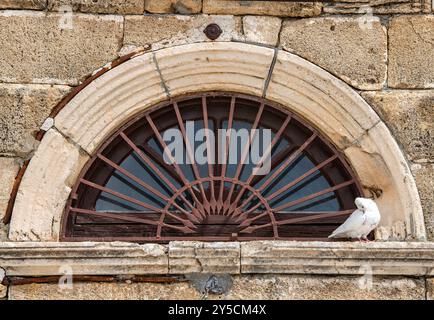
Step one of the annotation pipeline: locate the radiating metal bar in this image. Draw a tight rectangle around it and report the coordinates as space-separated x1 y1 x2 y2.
120 132 202 222
232 132 318 219
145 114 206 217
217 96 235 213
201 96 217 212
223 102 265 215
78 179 196 231
228 114 291 215
172 101 211 214
238 155 339 218
70 208 194 233
273 179 355 212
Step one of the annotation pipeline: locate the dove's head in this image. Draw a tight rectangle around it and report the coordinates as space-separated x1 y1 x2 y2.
355 197 378 212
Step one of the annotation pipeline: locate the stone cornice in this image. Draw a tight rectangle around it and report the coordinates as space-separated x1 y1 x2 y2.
0 241 433 277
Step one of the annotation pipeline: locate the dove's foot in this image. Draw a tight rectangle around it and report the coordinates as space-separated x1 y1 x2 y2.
361 236 370 243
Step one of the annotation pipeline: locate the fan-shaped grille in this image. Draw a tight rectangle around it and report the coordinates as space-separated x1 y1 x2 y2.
61 92 362 242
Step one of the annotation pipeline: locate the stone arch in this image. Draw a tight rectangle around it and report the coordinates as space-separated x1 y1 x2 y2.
8 42 426 241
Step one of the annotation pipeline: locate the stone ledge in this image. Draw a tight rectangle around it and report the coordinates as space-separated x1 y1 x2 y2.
241 241 434 276
1 241 434 277
169 241 240 274
0 242 169 276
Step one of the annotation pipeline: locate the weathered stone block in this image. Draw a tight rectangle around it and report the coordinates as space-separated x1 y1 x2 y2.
48 0 145 14
0 0 46 10
428 278 434 300
203 0 322 17
362 91 434 162
0 84 70 157
145 0 202 13
0 11 123 86
8 129 89 241
389 15 434 89
0 242 169 276
242 16 281 46
227 275 425 300
324 0 431 14
280 17 387 90
412 164 434 240
124 15 242 50
6 275 426 300
0 284 6 299
8 282 199 300
169 241 240 274
154 42 274 98
241 241 434 275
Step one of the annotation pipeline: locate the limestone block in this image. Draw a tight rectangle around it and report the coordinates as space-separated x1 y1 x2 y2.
0 11 123 85
0 242 169 276
266 50 379 150
169 241 240 274
54 52 166 155
324 0 431 14
124 15 243 50
154 42 275 97
8 129 89 241
7 275 426 300
203 0 322 17
8 282 199 300
47 0 145 14
0 84 70 156
241 241 434 275
242 16 281 46
280 17 387 90
0 0 46 10
389 15 434 88
145 0 202 13
412 164 434 240
0 284 6 299
344 122 426 240
428 278 434 300
362 91 434 162
226 275 425 300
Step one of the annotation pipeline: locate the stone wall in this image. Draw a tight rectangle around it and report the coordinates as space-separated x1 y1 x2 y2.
0 0 433 299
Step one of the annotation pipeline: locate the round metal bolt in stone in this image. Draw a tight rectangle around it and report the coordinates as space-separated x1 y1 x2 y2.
204 24 222 40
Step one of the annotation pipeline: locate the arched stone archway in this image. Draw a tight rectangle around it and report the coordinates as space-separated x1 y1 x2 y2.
8 42 426 242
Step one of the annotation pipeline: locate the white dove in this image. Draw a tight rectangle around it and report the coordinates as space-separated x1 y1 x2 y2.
328 197 380 242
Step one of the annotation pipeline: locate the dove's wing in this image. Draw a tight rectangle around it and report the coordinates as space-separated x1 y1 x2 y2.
328 209 365 238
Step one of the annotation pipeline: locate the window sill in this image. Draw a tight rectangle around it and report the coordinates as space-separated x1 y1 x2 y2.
0 241 433 277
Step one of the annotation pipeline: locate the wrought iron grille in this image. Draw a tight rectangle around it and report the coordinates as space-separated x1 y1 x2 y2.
61 92 362 242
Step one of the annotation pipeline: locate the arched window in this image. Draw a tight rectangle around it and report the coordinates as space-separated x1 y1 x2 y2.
61 92 362 242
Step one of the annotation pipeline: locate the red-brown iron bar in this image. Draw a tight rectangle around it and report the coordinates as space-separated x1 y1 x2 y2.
273 179 355 212
96 153 199 225
77 179 196 232
120 132 202 222
145 114 206 218
230 132 318 220
69 207 194 233
236 154 339 221
217 96 235 214
172 102 211 214
223 102 265 215
201 96 217 212
227 114 292 216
